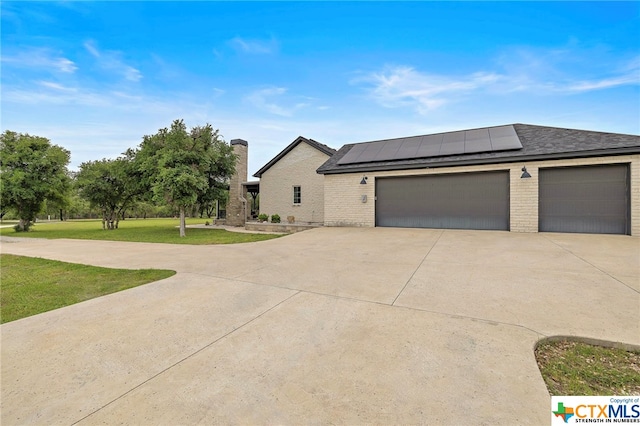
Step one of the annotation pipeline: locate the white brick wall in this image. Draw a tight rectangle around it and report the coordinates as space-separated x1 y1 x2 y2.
260 142 331 224
324 154 640 236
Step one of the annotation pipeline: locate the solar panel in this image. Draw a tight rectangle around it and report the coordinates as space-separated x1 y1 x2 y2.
395 137 423 159
336 125 522 165
415 135 442 158
489 125 517 138
337 143 367 164
377 138 403 159
439 131 465 156
465 128 492 153
355 141 385 163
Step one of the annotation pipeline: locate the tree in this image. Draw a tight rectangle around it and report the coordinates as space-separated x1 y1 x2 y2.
75 155 141 230
0 131 71 231
137 119 236 237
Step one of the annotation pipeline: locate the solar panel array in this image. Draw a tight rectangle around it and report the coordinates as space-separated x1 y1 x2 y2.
337 125 523 165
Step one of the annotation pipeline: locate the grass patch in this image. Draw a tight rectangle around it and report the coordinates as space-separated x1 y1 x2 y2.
536 339 640 395
0 218 282 245
0 254 175 323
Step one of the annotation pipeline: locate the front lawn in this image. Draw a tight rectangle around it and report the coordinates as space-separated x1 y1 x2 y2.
536 339 640 396
0 218 282 244
0 254 176 323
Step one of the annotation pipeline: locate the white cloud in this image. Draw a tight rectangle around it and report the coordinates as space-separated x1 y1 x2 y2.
356 51 640 115
1 48 77 73
564 58 639 93
37 81 78 92
245 87 301 117
355 66 503 113
83 40 142 82
83 40 100 57
228 37 277 54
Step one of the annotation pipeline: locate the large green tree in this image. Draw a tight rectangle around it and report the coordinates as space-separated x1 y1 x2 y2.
75 153 142 230
137 119 236 237
0 131 71 231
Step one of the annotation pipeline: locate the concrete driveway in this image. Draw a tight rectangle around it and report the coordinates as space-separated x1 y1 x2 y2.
1 228 638 425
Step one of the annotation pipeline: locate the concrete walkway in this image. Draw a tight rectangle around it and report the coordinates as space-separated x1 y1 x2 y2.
1 228 638 425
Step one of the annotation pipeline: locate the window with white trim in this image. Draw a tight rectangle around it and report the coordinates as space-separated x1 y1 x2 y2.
293 186 301 204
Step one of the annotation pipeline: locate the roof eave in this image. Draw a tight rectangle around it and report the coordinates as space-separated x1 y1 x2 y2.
317 147 640 175
253 136 335 178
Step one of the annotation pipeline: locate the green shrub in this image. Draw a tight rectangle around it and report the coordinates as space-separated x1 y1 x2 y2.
258 213 269 222
270 214 281 223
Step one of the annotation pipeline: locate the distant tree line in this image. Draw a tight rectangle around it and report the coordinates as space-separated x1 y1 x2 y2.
0 119 236 237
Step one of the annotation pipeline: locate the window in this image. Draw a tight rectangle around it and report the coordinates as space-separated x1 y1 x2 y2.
293 186 301 204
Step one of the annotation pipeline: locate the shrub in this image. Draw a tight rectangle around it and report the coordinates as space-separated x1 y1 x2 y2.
13 222 32 232
258 213 269 222
270 214 281 223
287 215 295 223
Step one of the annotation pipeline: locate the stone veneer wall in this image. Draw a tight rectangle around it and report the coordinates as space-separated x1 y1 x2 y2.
323 154 640 236
226 139 248 226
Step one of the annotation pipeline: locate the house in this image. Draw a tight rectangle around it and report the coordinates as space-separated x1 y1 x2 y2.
316 124 640 236
253 136 336 224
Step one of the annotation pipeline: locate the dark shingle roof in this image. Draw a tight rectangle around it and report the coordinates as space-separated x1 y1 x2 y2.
253 136 336 178
316 124 640 175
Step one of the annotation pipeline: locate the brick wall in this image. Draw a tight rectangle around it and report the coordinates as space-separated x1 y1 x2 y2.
324 154 640 236
260 142 331 224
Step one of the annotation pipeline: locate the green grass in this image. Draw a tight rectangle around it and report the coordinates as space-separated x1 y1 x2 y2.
0 254 176 323
536 340 640 396
0 218 282 244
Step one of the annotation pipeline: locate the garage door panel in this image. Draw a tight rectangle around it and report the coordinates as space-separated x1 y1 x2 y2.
539 164 629 235
376 171 509 230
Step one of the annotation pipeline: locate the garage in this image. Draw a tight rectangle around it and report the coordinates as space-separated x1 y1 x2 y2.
375 171 510 230
539 164 630 235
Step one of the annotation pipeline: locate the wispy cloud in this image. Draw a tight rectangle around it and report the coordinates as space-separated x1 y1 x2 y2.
37 81 78 92
356 50 640 114
354 66 502 113
245 87 308 117
564 58 639 93
1 48 77 73
83 40 142 82
228 36 278 54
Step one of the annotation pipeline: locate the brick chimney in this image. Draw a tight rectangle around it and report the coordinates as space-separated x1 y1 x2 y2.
226 139 248 226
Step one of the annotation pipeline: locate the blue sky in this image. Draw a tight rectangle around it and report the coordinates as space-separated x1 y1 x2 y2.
2 1 639 176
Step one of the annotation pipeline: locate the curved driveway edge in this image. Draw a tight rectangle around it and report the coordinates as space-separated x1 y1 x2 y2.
1 228 638 424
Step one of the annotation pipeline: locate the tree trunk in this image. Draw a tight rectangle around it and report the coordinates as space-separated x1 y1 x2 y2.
59 208 64 221
179 207 186 237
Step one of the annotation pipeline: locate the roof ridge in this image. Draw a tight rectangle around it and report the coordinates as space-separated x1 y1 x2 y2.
253 136 336 178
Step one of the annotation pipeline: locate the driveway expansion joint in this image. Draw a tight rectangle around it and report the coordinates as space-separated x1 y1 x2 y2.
70 290 301 426
542 234 640 294
391 229 444 306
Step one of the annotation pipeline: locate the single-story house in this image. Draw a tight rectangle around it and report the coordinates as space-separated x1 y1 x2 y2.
254 136 336 224
316 124 640 236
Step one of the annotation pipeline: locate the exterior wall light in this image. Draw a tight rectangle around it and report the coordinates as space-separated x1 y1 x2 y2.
521 166 531 179
360 176 368 184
